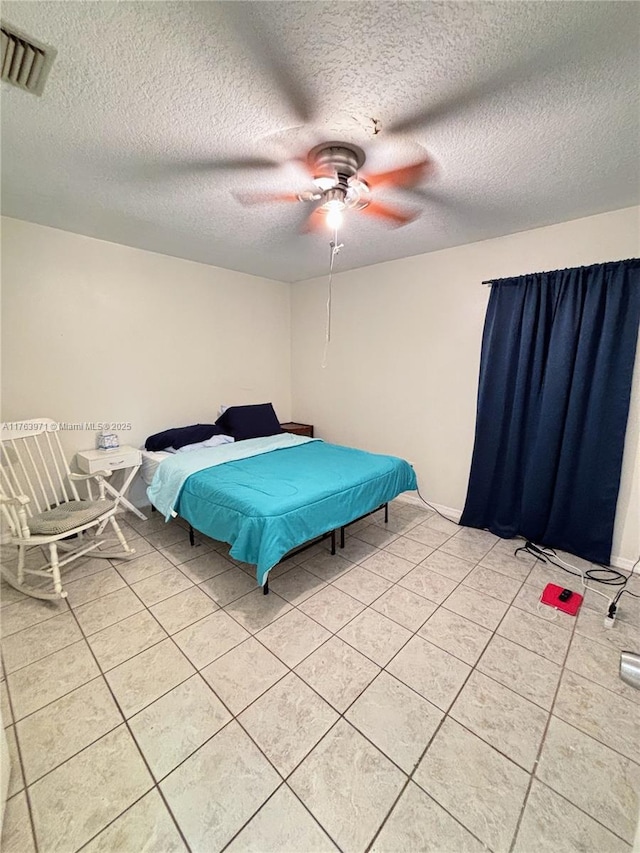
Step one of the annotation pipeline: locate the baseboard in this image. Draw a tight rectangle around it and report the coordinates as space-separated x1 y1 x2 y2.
394 493 637 573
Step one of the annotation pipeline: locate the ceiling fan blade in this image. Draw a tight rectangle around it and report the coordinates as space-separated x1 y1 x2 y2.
224 3 314 125
359 201 418 226
301 205 327 234
235 192 304 206
361 158 434 190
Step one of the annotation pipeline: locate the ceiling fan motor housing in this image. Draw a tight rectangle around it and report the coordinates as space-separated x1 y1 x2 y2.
308 142 366 181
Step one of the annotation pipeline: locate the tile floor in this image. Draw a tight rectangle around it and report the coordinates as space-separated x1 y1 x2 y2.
1 500 639 852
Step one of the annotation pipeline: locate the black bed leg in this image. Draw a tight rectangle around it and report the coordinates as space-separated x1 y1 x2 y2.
331 529 336 556
151 505 157 513
263 578 269 595
189 525 195 547
384 503 389 524
340 526 345 549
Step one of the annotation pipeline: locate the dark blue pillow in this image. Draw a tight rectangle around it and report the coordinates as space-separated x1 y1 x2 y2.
215 404 282 441
145 424 222 451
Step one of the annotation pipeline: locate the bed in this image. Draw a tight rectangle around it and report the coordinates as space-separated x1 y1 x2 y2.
146 434 416 587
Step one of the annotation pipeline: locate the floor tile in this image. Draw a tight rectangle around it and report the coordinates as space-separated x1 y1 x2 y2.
383 536 435 565
239 673 338 776
422 514 460 536
477 633 562 709
201 637 287 715
130 674 231 780
130 567 193 606
346 672 443 773
566 632 640 705
1 792 36 853
160 537 215 567
440 529 495 563
371 781 486 853
65 567 126 608
332 566 392 605
398 565 458 603
338 609 411 666
16 676 121 784
387 635 471 711
354 525 399 549
0 596 68 638
498 605 572 663
106 638 195 718
8 639 99 720
73 586 144 635
115 549 175 585
575 604 640 651
537 716 640 844
173 610 250 669
405 523 452 548
179 550 235 584
480 541 535 580
300 551 357 582
82 789 187 853
295 637 380 713
1 611 81 674
420 549 475 582
334 537 381 567
463 564 522 603
418 607 491 665
87 609 167 671
360 551 415 582
513 779 630 853
270 566 328 605
160 720 280 852
443 584 510 630
450 671 548 771
150 585 218 635
144 524 189 550
199 566 257 606
226 784 339 852
4 726 23 797
257 609 331 668
29 725 153 853
299 584 365 632
554 669 640 763
415 717 530 853
290 719 406 853
371 584 437 631
1 679 11 724
224 588 293 633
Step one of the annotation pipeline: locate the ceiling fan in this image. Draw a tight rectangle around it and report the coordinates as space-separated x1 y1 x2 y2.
236 141 434 232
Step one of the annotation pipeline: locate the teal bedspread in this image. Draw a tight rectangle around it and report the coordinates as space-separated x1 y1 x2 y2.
151 436 416 585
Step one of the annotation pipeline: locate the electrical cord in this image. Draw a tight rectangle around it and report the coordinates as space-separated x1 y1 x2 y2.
516 540 639 620
415 484 460 524
321 230 343 369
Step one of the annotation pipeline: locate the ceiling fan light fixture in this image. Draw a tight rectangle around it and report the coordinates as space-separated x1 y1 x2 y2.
313 176 335 191
325 204 344 231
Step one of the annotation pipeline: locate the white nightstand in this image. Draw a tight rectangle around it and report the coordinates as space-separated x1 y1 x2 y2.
76 445 147 521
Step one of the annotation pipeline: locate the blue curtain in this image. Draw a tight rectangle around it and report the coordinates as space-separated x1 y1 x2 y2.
460 259 640 565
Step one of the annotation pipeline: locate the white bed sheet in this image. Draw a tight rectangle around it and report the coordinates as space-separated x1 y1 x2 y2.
140 449 172 486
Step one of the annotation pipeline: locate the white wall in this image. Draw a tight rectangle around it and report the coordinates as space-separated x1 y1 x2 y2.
1 217 291 506
291 206 640 567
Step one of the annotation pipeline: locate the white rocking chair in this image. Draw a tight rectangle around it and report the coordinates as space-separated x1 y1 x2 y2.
0 418 135 600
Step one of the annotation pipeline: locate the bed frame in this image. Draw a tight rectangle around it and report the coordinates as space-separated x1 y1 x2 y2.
179 502 390 594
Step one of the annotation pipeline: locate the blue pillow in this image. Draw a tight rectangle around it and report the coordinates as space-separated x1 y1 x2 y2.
215 404 282 441
145 424 222 451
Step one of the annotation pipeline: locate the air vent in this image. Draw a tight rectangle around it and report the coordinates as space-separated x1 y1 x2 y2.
1 21 56 95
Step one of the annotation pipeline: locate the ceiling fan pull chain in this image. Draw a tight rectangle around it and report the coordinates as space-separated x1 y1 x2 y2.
321 231 344 369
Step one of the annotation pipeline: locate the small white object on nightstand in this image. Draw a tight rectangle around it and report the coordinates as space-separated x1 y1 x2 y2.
76 445 146 520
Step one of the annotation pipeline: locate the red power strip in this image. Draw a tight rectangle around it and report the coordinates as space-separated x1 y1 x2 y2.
540 583 583 616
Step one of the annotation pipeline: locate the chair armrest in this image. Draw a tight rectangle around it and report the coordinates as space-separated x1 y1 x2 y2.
0 494 30 506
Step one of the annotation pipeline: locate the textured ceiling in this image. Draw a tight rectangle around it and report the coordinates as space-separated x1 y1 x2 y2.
2 1 639 282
